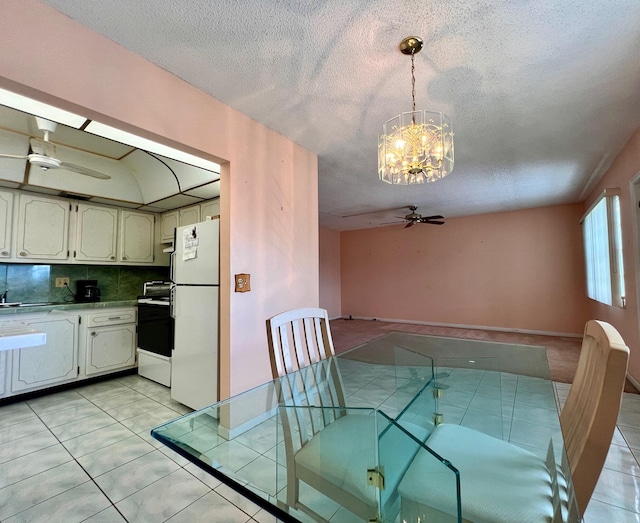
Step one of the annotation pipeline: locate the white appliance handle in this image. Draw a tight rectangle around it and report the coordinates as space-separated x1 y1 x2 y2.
170 286 176 319
170 251 176 282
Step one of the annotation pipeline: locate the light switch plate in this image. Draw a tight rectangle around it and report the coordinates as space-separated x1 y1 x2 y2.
235 273 250 292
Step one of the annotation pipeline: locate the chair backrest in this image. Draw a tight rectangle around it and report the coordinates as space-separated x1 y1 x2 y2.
266 307 335 378
560 319 629 513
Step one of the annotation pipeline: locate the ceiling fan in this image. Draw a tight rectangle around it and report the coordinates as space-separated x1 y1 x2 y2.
0 117 111 180
394 205 445 228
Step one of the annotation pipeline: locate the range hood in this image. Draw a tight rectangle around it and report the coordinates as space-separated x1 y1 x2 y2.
0 104 220 211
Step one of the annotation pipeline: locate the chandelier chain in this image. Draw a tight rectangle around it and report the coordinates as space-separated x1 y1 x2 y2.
410 49 416 121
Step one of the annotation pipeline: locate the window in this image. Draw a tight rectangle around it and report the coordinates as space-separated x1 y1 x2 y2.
581 188 625 307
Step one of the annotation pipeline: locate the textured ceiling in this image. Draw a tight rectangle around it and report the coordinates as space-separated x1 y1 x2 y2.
41 0 640 230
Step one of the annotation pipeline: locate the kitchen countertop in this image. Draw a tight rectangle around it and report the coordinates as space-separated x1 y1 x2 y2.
0 300 138 316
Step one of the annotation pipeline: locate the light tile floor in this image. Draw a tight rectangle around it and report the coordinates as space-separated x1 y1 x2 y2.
1 373 639 522
0 375 276 523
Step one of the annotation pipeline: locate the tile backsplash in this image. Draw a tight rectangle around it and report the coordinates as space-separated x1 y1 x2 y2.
0 263 169 304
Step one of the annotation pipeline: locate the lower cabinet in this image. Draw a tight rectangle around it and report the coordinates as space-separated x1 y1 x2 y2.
0 351 6 396
80 308 137 376
84 324 136 375
1 306 138 399
11 314 79 393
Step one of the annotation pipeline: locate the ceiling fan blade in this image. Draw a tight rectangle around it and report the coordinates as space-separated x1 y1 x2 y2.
404 221 414 228
29 137 55 157
0 152 29 160
420 219 445 225
59 162 111 180
421 215 444 220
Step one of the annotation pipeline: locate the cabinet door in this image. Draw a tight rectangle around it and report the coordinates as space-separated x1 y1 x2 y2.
200 199 220 220
11 315 79 392
178 205 200 227
16 194 69 260
119 210 155 263
85 324 136 375
0 351 6 396
75 203 118 262
0 189 13 259
160 210 178 243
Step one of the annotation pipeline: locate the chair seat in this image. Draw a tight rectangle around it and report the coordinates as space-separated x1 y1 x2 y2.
295 414 432 519
399 424 555 523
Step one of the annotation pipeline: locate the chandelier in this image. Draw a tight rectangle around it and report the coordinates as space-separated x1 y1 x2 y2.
379 36 454 185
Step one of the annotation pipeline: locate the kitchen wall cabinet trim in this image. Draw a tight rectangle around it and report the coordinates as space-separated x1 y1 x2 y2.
178 205 200 228
74 203 118 262
0 190 13 258
119 210 155 263
15 193 69 260
160 198 220 244
160 210 178 243
200 199 220 220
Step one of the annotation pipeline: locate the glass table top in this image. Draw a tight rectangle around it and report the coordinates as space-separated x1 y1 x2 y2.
152 334 578 522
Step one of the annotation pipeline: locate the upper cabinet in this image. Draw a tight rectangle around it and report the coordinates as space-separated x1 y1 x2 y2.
15 193 69 260
200 199 220 220
0 189 13 258
0 189 163 266
160 198 219 244
119 210 155 263
74 203 118 262
178 205 200 227
160 210 178 243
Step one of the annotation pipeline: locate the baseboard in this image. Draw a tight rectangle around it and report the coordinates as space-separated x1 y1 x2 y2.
337 315 583 339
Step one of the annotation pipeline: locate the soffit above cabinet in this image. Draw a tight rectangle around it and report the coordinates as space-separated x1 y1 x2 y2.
0 104 220 209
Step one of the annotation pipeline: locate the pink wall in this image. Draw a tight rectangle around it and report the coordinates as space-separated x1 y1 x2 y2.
0 0 319 397
585 128 640 381
319 227 342 318
341 203 590 335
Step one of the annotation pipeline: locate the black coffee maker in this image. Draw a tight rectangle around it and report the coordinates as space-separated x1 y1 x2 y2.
76 279 101 302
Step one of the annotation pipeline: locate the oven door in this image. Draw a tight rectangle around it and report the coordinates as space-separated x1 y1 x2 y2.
137 302 173 357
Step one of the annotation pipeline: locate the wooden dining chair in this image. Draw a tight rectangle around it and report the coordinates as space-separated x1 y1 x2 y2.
397 320 629 522
266 307 335 377
266 308 380 521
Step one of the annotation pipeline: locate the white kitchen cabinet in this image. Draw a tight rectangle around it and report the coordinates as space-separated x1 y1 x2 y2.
200 199 220 220
0 189 13 258
119 210 155 263
0 351 6 396
74 203 118 262
160 210 178 243
11 314 79 393
178 205 200 227
15 193 70 260
82 308 137 376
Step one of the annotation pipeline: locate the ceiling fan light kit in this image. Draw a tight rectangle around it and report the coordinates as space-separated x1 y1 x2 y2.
379 36 454 185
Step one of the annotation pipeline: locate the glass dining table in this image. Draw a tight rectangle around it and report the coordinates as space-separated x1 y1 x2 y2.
152 332 578 522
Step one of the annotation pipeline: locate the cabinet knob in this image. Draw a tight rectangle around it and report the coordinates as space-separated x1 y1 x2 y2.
0 251 8 256
91 331 97 337
122 256 127 260
110 256 115 260
19 251 26 257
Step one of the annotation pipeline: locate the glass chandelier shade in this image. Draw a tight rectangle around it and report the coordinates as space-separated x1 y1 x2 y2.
378 110 454 184
378 36 454 185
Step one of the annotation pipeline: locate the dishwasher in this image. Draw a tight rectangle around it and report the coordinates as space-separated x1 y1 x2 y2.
80 307 137 376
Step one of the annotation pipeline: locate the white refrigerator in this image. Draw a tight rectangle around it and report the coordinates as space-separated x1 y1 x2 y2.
170 218 219 410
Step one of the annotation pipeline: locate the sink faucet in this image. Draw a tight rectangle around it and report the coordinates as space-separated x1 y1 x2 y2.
0 290 7 303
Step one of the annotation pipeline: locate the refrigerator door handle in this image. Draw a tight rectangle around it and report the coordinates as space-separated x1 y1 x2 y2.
170 251 176 282
170 286 176 319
